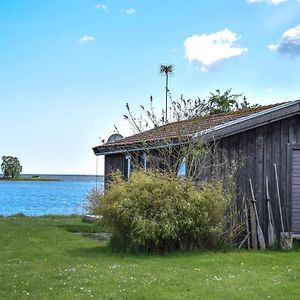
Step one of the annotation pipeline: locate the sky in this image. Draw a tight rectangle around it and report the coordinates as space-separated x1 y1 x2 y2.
1 0 300 175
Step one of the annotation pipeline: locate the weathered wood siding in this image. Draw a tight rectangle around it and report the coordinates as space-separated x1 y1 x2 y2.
104 115 300 237
291 149 300 233
218 115 300 237
104 153 127 186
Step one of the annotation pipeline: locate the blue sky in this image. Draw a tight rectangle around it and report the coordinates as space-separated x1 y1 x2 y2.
1 0 300 175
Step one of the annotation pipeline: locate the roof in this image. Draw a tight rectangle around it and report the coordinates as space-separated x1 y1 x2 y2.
93 100 300 155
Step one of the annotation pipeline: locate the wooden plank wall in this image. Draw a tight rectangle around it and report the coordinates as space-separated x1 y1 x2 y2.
104 153 126 187
291 150 300 233
218 115 300 239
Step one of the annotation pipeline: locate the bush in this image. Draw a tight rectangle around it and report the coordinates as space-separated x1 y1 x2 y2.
86 188 104 214
89 170 239 254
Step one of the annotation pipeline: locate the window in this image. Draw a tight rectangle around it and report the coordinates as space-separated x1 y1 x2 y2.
141 152 148 170
177 157 186 177
126 155 131 179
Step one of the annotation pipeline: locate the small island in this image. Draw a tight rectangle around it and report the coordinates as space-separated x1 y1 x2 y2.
1 156 62 181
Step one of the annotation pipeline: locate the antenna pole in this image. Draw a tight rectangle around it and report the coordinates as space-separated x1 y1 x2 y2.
95 156 98 191
160 64 173 124
165 71 168 123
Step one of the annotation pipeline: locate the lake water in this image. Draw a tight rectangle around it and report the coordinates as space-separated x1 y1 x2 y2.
0 175 104 216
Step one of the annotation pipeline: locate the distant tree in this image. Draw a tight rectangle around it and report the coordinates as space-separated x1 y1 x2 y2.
1 156 23 178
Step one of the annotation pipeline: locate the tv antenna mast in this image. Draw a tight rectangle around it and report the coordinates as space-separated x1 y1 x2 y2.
160 64 174 123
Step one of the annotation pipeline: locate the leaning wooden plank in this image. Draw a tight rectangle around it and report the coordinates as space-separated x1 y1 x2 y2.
249 179 266 250
269 198 277 244
238 232 251 249
249 197 258 250
274 163 285 232
266 176 276 247
243 196 251 250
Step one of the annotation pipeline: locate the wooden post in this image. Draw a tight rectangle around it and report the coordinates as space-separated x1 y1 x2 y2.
266 176 276 247
249 179 266 250
249 199 258 250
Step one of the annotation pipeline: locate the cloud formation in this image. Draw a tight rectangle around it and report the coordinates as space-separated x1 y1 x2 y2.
184 29 248 72
247 0 287 4
78 35 95 44
95 3 108 11
125 8 136 15
268 24 300 56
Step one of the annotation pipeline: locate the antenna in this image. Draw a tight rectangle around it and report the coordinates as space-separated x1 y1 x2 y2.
95 156 98 191
160 64 174 123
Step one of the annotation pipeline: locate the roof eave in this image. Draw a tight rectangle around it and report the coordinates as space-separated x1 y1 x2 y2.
93 138 190 156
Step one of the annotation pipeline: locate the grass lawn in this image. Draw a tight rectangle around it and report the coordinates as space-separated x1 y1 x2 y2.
1 216 300 299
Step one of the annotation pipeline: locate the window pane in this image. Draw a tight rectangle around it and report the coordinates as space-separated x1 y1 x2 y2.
177 157 186 177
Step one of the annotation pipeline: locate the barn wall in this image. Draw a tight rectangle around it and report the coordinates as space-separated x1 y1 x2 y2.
218 115 300 237
104 153 127 187
290 148 300 234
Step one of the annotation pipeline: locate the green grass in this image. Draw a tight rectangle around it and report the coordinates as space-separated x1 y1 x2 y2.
1 216 300 299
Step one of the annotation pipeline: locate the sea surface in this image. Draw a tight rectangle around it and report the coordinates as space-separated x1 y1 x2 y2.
0 175 104 216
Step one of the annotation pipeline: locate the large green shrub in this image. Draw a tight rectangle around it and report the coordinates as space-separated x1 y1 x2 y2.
91 170 237 254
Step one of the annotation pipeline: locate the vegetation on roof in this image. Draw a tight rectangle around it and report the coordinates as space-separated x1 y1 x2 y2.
94 89 267 153
94 103 281 152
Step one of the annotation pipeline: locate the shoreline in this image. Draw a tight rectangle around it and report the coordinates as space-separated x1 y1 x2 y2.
0 177 62 182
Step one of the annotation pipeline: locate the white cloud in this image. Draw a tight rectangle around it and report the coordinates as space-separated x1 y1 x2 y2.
184 29 248 72
268 44 277 51
268 24 300 56
266 87 273 92
95 3 108 11
125 8 136 15
247 0 287 4
78 35 95 44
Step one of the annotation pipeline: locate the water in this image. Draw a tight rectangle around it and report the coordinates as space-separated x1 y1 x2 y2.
0 175 104 216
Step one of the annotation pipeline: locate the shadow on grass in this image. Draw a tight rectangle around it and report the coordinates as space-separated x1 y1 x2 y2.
66 244 154 261
56 223 102 233
67 245 111 258
66 245 164 261
66 241 224 260
291 239 300 251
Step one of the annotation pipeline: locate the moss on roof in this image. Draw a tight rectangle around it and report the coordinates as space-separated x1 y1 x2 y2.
93 103 283 153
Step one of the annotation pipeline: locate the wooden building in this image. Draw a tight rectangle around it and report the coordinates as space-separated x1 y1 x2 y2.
93 100 300 239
